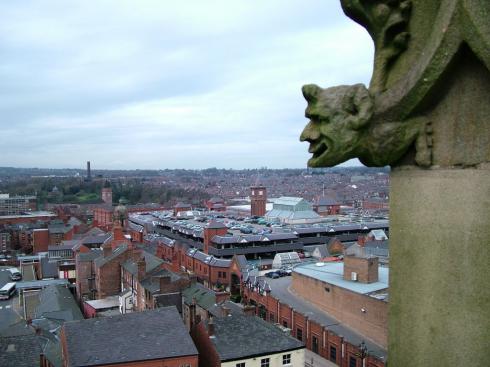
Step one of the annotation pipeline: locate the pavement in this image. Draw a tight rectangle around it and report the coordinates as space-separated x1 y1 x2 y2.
21 263 36 281
266 276 387 360
0 267 23 333
305 349 337 367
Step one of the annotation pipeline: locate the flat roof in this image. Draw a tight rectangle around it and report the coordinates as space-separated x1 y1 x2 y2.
84 296 119 310
0 211 56 219
294 262 388 295
16 279 69 290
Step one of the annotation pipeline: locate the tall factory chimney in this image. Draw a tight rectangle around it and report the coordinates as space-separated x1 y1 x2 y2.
86 161 92 181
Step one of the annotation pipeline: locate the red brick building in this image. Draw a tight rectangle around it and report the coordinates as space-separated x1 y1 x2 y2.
205 197 226 212
313 196 341 216
174 202 192 216
242 259 388 367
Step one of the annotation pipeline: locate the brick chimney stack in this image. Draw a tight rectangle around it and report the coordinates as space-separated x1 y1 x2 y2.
203 220 227 254
159 276 171 292
137 256 146 280
102 243 111 258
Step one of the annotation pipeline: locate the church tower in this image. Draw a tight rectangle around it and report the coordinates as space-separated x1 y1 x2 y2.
101 181 113 205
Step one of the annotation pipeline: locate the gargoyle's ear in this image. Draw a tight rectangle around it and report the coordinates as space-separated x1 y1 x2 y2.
302 84 322 103
349 84 373 130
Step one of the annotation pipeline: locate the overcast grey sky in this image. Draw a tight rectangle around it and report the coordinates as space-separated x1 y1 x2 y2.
0 0 373 170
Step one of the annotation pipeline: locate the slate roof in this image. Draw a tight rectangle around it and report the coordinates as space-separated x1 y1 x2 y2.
34 285 84 322
0 334 42 367
206 315 304 361
303 244 329 258
206 220 227 229
63 307 197 366
182 283 217 309
211 235 240 244
80 233 111 247
94 244 128 268
121 250 163 275
234 255 248 270
40 257 59 278
128 221 144 232
139 269 181 293
263 233 298 241
315 196 340 206
77 249 102 262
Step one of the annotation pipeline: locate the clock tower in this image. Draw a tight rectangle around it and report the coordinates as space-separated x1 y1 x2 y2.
250 185 267 217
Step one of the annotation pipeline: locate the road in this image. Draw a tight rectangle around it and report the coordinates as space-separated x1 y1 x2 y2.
0 267 23 333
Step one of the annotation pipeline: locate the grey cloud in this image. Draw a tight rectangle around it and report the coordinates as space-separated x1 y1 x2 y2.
0 0 373 169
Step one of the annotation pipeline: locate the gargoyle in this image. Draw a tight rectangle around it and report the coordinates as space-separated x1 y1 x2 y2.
300 83 432 167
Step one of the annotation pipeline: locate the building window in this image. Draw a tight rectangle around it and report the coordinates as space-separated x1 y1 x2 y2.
236 363 245 367
282 320 288 328
312 335 319 354
180 364 191 367
329 346 337 362
349 356 357 367
260 358 270 367
282 354 291 365
296 328 303 341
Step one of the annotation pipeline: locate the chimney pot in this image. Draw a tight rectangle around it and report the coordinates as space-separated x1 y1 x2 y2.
208 316 215 337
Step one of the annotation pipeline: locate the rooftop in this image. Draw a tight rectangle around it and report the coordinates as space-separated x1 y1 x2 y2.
206 314 304 361
294 262 389 295
63 307 197 366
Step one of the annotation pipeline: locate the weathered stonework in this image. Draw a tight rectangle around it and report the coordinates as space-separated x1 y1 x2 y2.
301 0 490 169
300 1 490 365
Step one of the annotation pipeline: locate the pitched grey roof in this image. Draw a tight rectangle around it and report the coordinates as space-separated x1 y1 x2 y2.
211 235 240 244
182 283 217 309
34 285 84 322
63 307 197 367
206 315 304 361
315 196 340 206
81 233 111 247
0 334 42 367
40 257 59 278
121 250 163 275
303 244 329 258
206 220 227 229
139 269 181 293
263 233 297 241
234 255 248 270
77 249 102 262
94 244 128 268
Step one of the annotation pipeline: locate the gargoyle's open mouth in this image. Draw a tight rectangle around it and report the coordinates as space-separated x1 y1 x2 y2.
309 141 328 159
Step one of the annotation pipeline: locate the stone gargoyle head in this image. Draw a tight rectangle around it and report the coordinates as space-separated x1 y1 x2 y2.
300 83 374 167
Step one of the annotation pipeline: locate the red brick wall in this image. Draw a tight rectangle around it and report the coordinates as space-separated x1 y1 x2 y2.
291 272 387 348
343 256 378 283
242 286 386 367
191 322 221 367
33 229 49 253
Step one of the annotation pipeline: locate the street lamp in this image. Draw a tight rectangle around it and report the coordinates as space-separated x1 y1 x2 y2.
358 341 368 367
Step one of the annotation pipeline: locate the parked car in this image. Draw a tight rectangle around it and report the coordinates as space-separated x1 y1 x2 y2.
265 271 280 279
